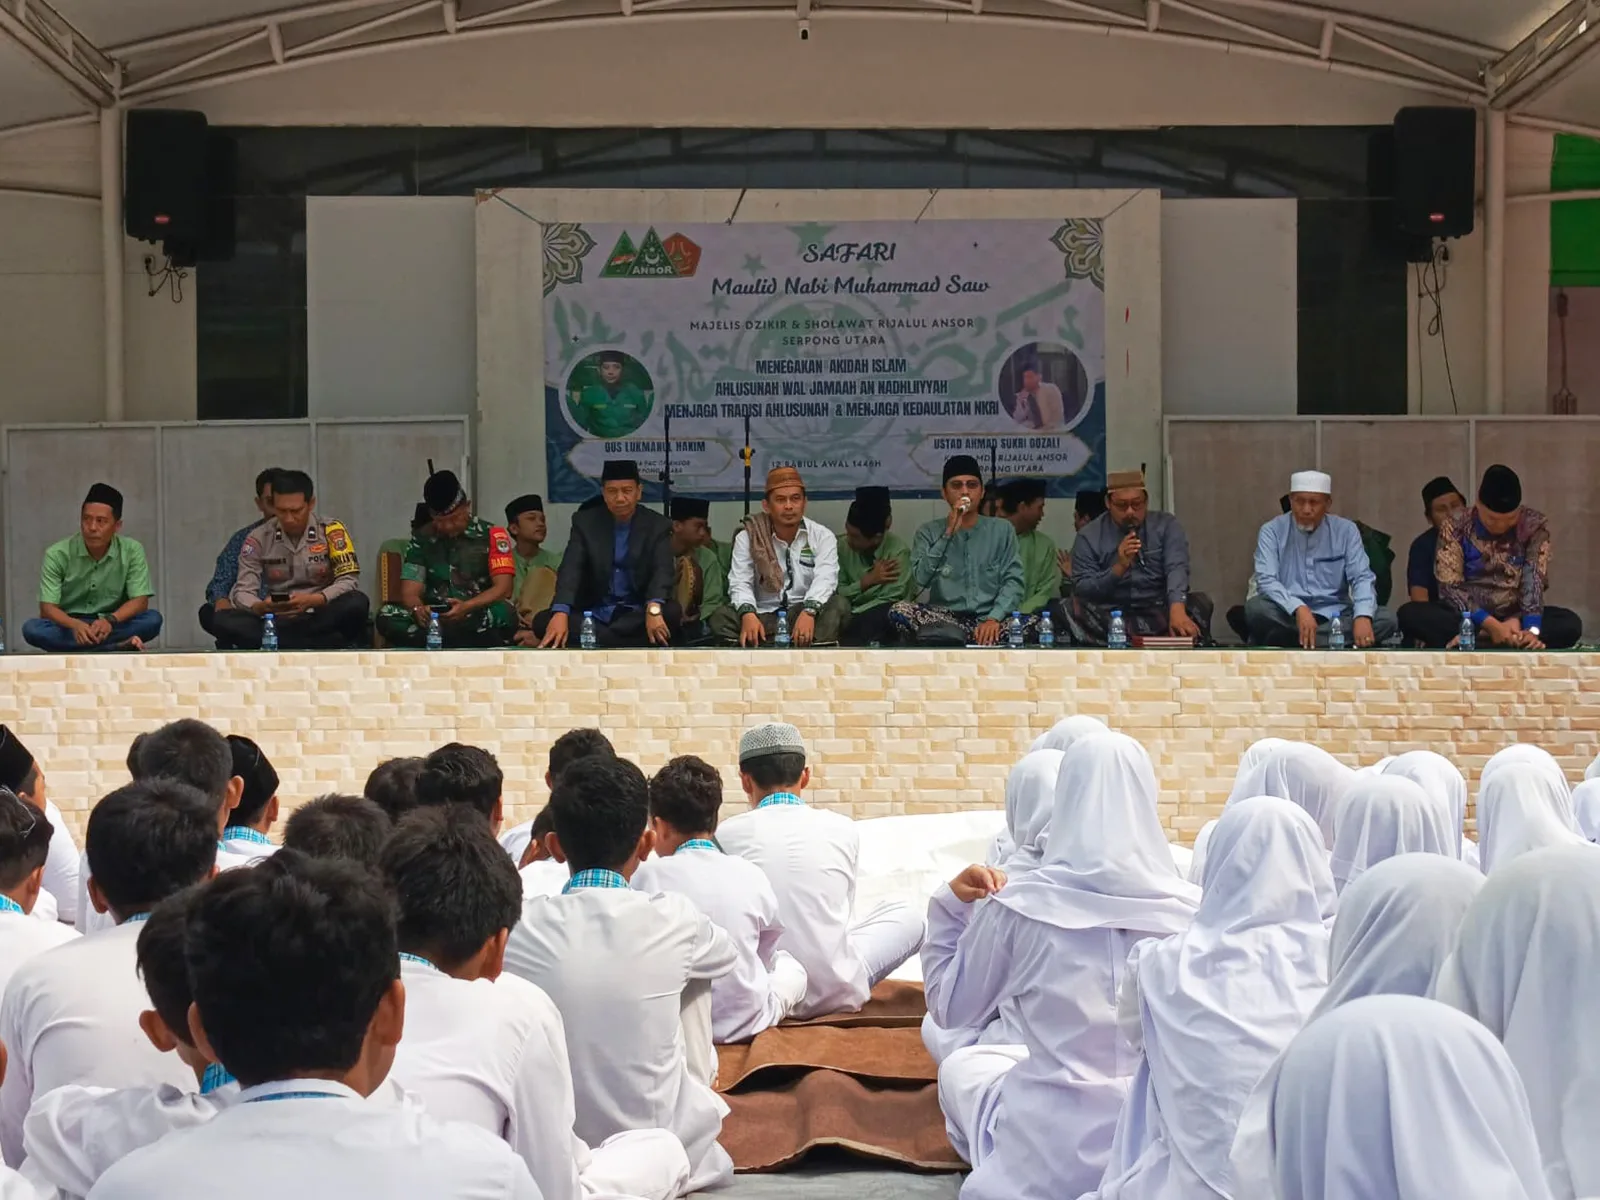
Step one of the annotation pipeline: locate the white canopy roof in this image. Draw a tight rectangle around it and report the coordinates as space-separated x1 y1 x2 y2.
0 0 1592 139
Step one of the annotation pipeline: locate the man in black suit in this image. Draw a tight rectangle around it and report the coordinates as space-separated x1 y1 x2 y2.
533 460 680 648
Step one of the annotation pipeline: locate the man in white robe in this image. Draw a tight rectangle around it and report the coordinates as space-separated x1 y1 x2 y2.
502 756 738 1193
0 790 78 1003
499 728 616 864
0 726 80 926
716 723 925 1018
383 806 690 1200
218 735 280 863
88 850 539 1200
0 780 217 1165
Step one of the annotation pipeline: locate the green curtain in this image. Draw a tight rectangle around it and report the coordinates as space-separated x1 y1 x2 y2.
1551 134 1600 287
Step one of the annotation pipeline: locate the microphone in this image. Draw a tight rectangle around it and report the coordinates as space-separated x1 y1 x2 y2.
1124 518 1142 568
958 497 971 514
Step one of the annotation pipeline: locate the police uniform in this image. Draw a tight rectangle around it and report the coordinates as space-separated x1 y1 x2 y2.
375 516 517 647
213 514 369 650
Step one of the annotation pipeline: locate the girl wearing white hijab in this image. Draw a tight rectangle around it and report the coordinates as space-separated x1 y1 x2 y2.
1568 779 1600 842
1434 845 1600 1200
1481 745 1578 828
1326 775 1454 893
1189 741 1350 882
1028 714 1110 755
1476 765 1586 874
984 750 1066 873
928 732 1199 1200
1228 853 1486 1195
1382 749 1479 868
1089 797 1332 1200
1268 995 1553 1200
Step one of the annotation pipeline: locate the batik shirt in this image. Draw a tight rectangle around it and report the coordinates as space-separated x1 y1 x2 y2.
1436 506 1551 621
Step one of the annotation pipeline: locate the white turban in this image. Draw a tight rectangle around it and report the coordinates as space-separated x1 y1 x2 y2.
1288 470 1331 495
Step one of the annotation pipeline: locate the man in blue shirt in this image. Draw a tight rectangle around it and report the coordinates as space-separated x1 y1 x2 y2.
1242 470 1398 648
1401 475 1464 609
199 468 279 648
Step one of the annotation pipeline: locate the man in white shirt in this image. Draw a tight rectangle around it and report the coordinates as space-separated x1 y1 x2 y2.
711 466 847 647
1011 364 1065 430
634 755 807 1042
0 790 78 1003
502 756 739 1193
717 723 926 1018
219 735 280 862
88 850 539 1200
416 743 504 835
384 806 690 1200
498 729 615 865
0 779 217 1165
0 726 79 926
280 794 392 867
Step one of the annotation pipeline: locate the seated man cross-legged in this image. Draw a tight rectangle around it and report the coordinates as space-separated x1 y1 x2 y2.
837 487 914 647
24 483 162 653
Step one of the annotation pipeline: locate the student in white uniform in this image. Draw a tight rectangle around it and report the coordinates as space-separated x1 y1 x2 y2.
983 749 1065 876
1267 996 1552 1200
929 732 1200 1200
0 726 80 926
218 735 280 862
634 755 808 1043
23 888 235 1199
88 851 540 1200
416 743 505 834
0 791 78 1000
1382 749 1480 868
280 794 392 867
502 756 739 1193
1475 761 1586 875
516 807 568 899
384 807 690 1200
1027 714 1109 755
1325 774 1454 893
499 729 616 864
716 723 925 1018
0 779 217 1165
1434 844 1600 1200
362 756 425 824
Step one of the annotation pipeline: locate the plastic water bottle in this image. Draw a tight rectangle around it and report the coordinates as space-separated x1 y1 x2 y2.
1457 611 1475 651
1038 611 1055 649
0 617 7 653
774 608 791 647
1328 615 1345 651
1108 610 1128 650
1008 612 1025 648
579 611 597 650
261 613 279 652
425 612 443 651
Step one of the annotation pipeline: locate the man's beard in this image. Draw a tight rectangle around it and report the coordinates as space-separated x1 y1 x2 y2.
1295 521 1317 533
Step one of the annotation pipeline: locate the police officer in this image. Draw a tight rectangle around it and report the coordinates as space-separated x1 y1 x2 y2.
375 468 516 648
214 469 369 650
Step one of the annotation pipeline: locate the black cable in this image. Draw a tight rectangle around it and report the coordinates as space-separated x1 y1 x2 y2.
1418 242 1457 414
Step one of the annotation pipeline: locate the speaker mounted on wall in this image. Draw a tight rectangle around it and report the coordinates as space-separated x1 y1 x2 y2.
124 108 236 267
1392 106 1477 262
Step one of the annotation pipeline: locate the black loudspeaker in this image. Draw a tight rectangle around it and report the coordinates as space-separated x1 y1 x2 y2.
1393 107 1477 241
125 109 209 244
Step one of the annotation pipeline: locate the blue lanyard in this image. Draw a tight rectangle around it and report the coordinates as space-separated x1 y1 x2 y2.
200 1063 235 1095
675 838 720 854
562 868 629 893
0 895 23 916
224 827 274 846
757 792 805 808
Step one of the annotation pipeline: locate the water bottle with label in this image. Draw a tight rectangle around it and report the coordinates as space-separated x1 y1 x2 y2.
579 611 597 650
425 612 443 650
261 612 279 652
1008 612 1025 648
1038 610 1055 648
1457 611 1475 650
1108 610 1128 649
1328 614 1345 650
774 607 792 647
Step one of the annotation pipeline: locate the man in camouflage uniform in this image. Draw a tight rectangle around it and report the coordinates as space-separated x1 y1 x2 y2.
375 469 516 647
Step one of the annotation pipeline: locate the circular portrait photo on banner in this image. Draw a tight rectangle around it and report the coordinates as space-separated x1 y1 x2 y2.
565 349 655 439
997 342 1090 432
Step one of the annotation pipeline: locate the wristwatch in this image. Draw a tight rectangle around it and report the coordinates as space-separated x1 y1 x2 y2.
803 601 821 616
647 602 663 618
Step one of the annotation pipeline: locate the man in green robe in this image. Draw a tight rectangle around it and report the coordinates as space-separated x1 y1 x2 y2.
838 487 913 645
570 350 652 438
669 496 727 642
504 494 561 642
995 479 1064 629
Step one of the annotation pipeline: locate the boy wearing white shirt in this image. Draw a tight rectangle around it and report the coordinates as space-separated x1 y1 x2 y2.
717 723 926 1018
219 736 280 862
0 780 217 1165
280 794 392 867
634 756 808 1042
88 851 539 1200
384 807 689 1200
416 743 504 834
0 791 78 1002
0 726 80 926
499 729 615 866
503 757 739 1193
362 756 424 824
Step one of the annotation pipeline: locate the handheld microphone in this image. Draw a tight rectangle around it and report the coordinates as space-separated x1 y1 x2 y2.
958 497 971 514
1124 519 1142 568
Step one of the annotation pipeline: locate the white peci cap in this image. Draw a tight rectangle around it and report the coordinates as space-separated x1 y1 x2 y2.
1289 470 1332 495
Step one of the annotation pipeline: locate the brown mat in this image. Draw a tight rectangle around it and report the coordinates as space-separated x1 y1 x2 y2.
781 979 929 1028
717 1025 937 1091
718 1069 965 1173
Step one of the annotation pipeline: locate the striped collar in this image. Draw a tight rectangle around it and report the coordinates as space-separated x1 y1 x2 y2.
675 838 720 854
562 868 629 893
121 912 152 926
223 827 275 847
0 895 23 916
200 1063 236 1095
399 952 439 972
757 792 806 808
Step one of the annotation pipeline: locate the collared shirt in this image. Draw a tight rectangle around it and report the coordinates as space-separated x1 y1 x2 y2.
1072 511 1193 610
38 535 154 616
206 522 263 604
728 519 840 614
910 515 1025 622
0 905 77 1013
1253 512 1377 621
1406 526 1441 603
1015 529 1063 614
562 869 629 894
757 792 805 808
837 531 915 614
1435 506 1551 622
512 547 559 607
675 839 720 854
598 522 637 623
200 1063 236 1095
231 514 361 608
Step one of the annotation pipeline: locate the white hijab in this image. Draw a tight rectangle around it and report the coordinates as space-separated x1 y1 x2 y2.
1222 737 1288 806
1120 797 1331 1198
995 749 1065 874
1327 775 1455 894
1029 714 1111 754
1477 765 1586 875
1225 741 1352 847
994 732 1199 935
1569 779 1600 843
1481 745 1577 830
1383 749 1478 867
1586 752 1600 782
1268 995 1553 1200
1433 845 1600 1200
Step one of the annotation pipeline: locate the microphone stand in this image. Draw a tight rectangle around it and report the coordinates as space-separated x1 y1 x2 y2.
742 414 753 518
660 403 673 516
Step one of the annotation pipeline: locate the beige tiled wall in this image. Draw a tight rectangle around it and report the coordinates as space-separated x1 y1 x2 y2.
7 649 1599 841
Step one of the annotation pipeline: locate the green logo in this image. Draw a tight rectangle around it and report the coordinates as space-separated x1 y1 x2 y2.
600 228 701 278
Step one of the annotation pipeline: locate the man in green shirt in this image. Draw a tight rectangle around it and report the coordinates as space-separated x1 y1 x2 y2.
503 494 561 639
889 455 1025 646
668 497 726 642
838 487 912 646
569 351 652 439
995 479 1064 631
24 482 162 652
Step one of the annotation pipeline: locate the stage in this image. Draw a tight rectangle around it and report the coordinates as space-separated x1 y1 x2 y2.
7 648 1598 838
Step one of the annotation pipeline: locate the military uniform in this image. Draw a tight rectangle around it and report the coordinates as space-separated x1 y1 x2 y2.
376 516 516 647
207 514 368 649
